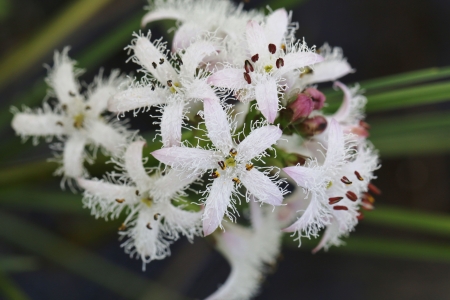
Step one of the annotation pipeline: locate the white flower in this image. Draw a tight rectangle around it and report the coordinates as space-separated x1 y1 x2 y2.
152 98 286 235
11 48 130 179
77 140 201 268
207 18 323 123
206 200 281 300
109 32 219 147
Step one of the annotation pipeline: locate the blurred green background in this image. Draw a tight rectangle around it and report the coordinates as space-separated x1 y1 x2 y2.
0 0 450 299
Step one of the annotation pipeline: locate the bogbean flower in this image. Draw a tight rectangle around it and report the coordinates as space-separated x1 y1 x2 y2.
109 32 219 147
11 48 130 180
152 98 286 235
78 140 201 268
208 17 323 123
206 200 281 300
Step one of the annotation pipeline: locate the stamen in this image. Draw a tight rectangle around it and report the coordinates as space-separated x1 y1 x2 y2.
56 121 64 126
151 85 155 91
62 104 67 111
268 43 276 54
353 171 363 181
244 60 254 73
146 223 152 230
159 58 164 64
243 72 251 84
341 176 352 185
152 62 157 69
68 91 76 97
85 105 91 110
346 191 358 201
232 178 241 184
211 170 220 178
281 44 286 52
167 80 173 87
357 212 364 220
360 120 371 130
177 58 183 65
251 54 259 62
229 148 237 157
245 163 254 171
328 197 343 204
218 161 226 170
361 199 374 210
368 183 381 195
154 213 161 221
135 190 140 196
115 199 125 203
333 205 348 211
276 58 284 68
118 223 126 231
362 192 375 204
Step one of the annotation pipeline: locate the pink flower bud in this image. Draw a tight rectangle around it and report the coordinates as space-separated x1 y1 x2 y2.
297 115 328 136
288 93 314 122
304 87 326 110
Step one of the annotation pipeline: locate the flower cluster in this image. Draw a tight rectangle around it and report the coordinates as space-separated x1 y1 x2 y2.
11 0 380 298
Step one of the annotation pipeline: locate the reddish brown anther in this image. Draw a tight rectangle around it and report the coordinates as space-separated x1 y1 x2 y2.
346 191 358 201
362 192 375 204
251 54 259 62
360 120 371 130
329 197 344 205
333 205 348 211
354 171 364 181
357 212 365 220
276 58 284 68
341 176 352 185
244 60 254 73
268 43 276 54
243 72 252 84
368 183 381 195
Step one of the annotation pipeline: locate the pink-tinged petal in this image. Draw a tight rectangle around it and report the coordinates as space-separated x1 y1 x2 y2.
237 125 281 162
323 119 346 167
276 52 324 77
331 81 352 122
203 176 234 236
246 20 268 58
86 120 127 156
133 37 178 84
264 9 288 47
63 135 86 178
207 68 246 90
173 23 203 51
152 146 216 172
283 166 320 188
108 87 166 113
249 196 263 229
141 9 185 27
240 168 283 206
185 79 218 101
161 101 184 147
302 60 353 85
312 218 342 254
204 97 233 154
254 79 279 123
47 47 81 105
11 112 66 137
124 141 153 189
180 40 217 76
86 70 125 116
152 169 199 201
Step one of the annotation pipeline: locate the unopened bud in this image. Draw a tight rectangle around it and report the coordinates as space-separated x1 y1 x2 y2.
297 115 328 136
288 93 314 122
304 88 326 110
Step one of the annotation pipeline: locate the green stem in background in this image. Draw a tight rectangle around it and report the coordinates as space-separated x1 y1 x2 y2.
0 256 39 273
0 210 189 300
0 270 30 300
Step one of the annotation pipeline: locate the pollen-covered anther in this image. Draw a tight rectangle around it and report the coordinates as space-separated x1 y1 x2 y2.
251 54 259 62
211 170 220 178
152 62 157 69
85 105 91 110
69 91 76 97
333 205 348 211
346 191 358 201
245 163 254 171
159 58 164 64
276 58 284 68
115 198 125 203
135 190 140 196
328 197 343 205
244 60 254 73
268 43 276 54
146 223 152 230
362 192 375 204
218 161 226 170
232 177 241 184
56 121 64 126
300 66 313 78
281 43 286 52
167 80 173 87
341 176 352 185
154 213 161 221
229 148 237 157
243 72 251 84
118 223 126 231
354 171 364 181
368 183 381 195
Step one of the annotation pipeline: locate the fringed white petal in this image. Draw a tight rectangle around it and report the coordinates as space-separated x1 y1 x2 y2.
173 23 203 51
86 119 127 156
203 176 234 236
237 125 281 162
264 8 288 47
163 202 202 241
312 218 345 253
160 100 185 147
207 68 247 90
302 59 353 85
108 86 166 113
185 79 218 101
141 7 185 27
86 70 125 116
276 52 324 77
152 146 217 172
283 165 321 189
124 141 153 189
246 20 268 58
254 78 279 123
240 168 283 205
11 112 66 137
203 97 233 154
62 135 86 178
180 40 218 76
151 169 198 201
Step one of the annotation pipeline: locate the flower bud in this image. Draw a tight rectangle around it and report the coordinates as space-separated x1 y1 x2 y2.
304 87 326 110
287 93 314 123
297 115 328 136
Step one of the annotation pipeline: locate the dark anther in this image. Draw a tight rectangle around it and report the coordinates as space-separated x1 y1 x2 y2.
151 85 155 91
115 199 125 203
341 176 352 185
229 148 237 157
218 161 226 170
368 183 381 195
333 205 348 211
159 58 164 64
328 197 343 205
135 190 140 196
357 212 365 220
56 121 64 126
152 62 157 69
243 72 252 84
232 177 241 184
177 58 183 65
276 58 284 68
268 43 276 54
146 223 152 230
154 213 161 221
69 91 76 97
346 191 358 201
245 164 254 171
118 223 126 231
167 80 173 87
244 60 254 73
62 104 67 111
211 171 220 178
251 54 259 62
354 171 364 181
85 105 91 110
